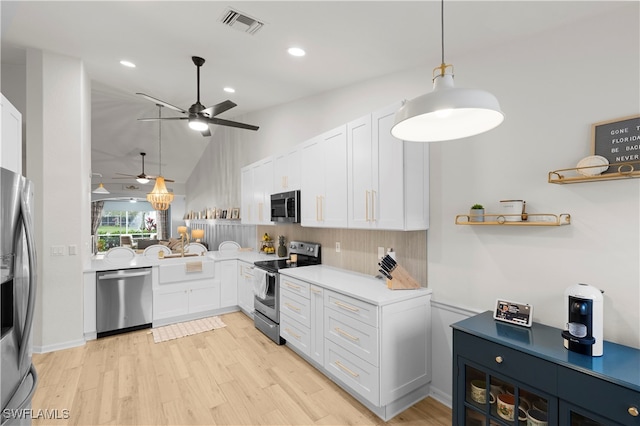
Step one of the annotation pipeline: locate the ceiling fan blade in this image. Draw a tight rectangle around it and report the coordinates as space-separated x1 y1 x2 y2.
206 117 259 131
201 100 237 118
136 93 188 114
147 176 175 183
138 116 188 122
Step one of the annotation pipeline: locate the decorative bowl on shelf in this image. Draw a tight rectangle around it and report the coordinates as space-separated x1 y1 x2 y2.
576 155 609 176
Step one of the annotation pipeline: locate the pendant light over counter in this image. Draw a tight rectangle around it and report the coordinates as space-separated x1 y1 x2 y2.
147 105 174 211
391 0 504 142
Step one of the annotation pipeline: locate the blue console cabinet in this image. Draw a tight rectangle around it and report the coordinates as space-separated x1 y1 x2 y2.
452 311 640 425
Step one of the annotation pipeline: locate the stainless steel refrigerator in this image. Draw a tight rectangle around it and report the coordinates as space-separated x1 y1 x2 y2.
1 167 38 425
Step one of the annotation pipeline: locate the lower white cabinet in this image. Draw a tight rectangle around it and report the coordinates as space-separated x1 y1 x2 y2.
153 260 219 325
279 270 432 421
219 260 238 308
237 261 255 316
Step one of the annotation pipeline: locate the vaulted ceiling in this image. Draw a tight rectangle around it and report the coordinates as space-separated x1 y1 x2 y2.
1 1 623 189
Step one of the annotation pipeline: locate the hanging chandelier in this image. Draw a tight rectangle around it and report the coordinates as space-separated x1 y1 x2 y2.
391 0 504 142
147 105 174 210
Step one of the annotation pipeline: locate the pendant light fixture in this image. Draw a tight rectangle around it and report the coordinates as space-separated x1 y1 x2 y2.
92 183 110 194
147 105 175 211
391 0 504 142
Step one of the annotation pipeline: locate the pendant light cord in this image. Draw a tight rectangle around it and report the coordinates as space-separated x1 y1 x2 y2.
440 0 445 65
157 105 163 176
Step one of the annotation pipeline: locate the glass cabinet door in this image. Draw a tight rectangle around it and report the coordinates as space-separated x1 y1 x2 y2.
560 401 614 426
460 361 556 425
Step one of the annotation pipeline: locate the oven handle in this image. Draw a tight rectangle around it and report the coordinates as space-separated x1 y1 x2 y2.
255 267 277 279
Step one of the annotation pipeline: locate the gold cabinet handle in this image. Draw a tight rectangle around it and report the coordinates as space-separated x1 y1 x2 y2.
335 361 359 378
319 196 324 221
316 196 320 221
629 407 639 417
335 301 359 312
495 356 503 364
285 302 300 312
311 288 322 295
285 328 301 340
371 190 376 221
285 282 301 290
365 190 370 221
335 327 359 341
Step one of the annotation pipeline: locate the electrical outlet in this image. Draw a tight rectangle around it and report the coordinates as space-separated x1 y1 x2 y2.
335 242 341 253
378 246 385 259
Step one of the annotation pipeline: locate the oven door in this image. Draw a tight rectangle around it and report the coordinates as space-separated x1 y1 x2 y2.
254 269 279 323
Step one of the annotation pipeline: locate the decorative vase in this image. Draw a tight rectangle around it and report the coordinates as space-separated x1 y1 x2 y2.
277 236 287 257
470 208 485 222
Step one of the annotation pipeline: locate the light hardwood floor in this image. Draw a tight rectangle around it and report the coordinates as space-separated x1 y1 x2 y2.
32 312 451 425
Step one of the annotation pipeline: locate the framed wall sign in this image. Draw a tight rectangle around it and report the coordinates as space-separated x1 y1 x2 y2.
592 114 640 174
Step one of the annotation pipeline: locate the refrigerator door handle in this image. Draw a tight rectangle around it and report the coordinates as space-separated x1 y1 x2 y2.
17 180 37 372
1 364 38 426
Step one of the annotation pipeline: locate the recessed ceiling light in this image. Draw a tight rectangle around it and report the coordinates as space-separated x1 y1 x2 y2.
287 47 306 57
224 87 235 93
120 60 136 68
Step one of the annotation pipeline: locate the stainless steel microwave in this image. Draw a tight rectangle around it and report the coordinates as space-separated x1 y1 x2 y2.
270 190 300 223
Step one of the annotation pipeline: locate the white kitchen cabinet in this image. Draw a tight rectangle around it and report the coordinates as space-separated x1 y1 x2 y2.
300 125 348 228
240 156 274 225
273 145 301 192
153 260 219 325
347 102 429 230
279 267 431 421
237 261 255 316
219 259 238 308
1 94 22 175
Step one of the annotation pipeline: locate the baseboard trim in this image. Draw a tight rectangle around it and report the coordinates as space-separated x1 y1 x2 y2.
33 337 86 354
429 386 452 408
431 299 481 317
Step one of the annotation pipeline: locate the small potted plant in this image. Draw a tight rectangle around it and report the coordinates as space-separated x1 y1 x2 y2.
470 204 485 222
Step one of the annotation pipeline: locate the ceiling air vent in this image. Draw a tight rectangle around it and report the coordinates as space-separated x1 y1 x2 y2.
220 8 264 35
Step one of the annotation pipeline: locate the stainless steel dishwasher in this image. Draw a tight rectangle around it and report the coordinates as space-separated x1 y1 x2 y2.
96 267 152 338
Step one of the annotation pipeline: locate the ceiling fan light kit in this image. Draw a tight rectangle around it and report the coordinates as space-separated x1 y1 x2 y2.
137 56 259 135
391 0 504 142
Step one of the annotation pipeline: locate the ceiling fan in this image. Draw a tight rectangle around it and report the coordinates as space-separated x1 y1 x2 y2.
113 152 174 184
136 56 259 137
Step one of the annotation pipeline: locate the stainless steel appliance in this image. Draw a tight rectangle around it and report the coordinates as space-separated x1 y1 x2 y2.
562 283 604 356
270 190 300 223
253 241 320 344
1 167 38 425
96 268 152 338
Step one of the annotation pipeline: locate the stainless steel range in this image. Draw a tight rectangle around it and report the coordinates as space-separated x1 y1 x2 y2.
253 241 321 344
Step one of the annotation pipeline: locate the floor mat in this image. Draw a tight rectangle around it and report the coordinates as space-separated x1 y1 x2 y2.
151 316 227 343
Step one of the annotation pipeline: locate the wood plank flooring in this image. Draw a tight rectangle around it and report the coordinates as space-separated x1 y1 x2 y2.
32 312 451 425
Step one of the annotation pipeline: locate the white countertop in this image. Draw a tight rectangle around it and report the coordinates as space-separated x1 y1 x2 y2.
85 250 282 272
279 265 431 306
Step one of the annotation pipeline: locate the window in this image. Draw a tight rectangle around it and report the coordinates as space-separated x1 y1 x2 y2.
96 200 161 252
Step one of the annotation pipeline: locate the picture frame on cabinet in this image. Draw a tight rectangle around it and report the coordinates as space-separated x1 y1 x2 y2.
231 208 240 219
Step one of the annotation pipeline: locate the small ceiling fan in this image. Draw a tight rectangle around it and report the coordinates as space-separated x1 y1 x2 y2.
136 56 259 137
113 152 174 184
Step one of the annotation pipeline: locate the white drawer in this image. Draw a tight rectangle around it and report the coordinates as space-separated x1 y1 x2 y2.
325 340 379 405
280 276 310 299
159 261 215 284
325 308 378 366
281 289 311 327
325 290 378 327
281 315 310 357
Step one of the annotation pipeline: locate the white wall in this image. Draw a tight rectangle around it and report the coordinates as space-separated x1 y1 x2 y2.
25 49 90 352
185 2 640 405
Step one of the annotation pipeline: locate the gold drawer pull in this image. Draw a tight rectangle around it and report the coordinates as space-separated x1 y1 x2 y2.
335 361 359 378
311 288 322 294
285 282 301 290
335 327 359 341
629 407 639 417
495 356 503 364
335 301 359 312
285 302 301 312
285 328 301 340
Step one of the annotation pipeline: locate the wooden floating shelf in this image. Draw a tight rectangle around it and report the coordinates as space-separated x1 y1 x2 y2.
549 160 640 184
455 213 571 226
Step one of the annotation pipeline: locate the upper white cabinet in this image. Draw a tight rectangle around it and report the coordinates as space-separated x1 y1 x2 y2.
241 156 274 225
300 125 348 228
347 102 429 230
273 146 301 192
1 94 22 175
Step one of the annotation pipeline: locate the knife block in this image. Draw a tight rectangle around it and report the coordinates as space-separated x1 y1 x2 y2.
386 264 420 290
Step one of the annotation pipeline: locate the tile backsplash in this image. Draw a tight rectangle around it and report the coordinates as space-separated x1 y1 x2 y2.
257 224 427 287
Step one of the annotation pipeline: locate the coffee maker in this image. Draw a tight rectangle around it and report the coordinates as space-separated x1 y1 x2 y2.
562 283 603 356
